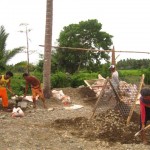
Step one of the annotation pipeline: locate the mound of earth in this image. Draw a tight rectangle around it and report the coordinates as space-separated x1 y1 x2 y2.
0 87 150 150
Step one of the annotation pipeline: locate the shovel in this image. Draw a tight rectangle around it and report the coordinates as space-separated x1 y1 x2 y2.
135 124 150 137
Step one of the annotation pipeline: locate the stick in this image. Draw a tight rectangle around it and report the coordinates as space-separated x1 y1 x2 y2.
90 77 109 119
135 124 150 137
84 80 93 90
39 45 150 54
126 74 145 125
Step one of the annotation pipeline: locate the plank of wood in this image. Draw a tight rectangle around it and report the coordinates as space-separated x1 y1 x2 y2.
84 80 93 90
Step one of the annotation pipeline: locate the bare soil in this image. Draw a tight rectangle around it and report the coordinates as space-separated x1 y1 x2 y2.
0 87 150 150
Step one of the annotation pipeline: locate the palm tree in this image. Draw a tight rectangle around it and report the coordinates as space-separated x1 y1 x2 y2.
43 0 53 98
0 25 23 70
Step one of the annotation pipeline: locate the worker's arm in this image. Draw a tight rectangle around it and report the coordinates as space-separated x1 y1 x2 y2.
7 80 15 95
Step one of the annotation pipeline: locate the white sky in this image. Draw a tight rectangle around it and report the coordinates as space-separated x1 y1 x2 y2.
0 0 150 65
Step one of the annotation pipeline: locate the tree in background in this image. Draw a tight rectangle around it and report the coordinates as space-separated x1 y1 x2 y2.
0 25 23 71
43 0 53 98
54 19 113 73
117 58 150 70
13 61 35 73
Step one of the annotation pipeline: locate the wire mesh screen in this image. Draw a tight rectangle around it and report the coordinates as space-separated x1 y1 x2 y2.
93 84 117 113
117 78 139 116
91 75 143 118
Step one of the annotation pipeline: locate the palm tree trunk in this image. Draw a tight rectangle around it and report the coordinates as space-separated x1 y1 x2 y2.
43 0 53 98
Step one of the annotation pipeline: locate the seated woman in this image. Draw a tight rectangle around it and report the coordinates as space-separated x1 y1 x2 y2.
140 88 150 144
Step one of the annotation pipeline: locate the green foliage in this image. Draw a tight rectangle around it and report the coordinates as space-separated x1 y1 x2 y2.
99 63 110 78
117 58 150 70
34 54 44 72
119 69 143 84
119 69 142 76
51 72 71 88
3 66 150 96
71 72 98 87
54 19 113 73
35 60 43 72
10 72 42 96
141 69 150 84
32 71 43 83
13 61 36 73
0 25 24 71
10 73 27 96
0 26 8 53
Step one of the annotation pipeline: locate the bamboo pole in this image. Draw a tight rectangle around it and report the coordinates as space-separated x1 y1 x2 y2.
52 46 150 54
39 45 150 54
84 80 93 90
126 74 145 125
112 46 116 65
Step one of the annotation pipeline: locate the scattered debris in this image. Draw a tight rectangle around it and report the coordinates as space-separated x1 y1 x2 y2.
12 107 24 117
52 89 72 105
64 104 84 110
48 108 54 111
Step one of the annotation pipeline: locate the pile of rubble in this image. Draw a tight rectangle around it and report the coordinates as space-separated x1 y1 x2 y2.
86 75 139 105
119 81 138 105
51 109 141 143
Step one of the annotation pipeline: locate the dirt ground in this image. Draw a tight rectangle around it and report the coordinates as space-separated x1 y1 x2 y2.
0 87 150 150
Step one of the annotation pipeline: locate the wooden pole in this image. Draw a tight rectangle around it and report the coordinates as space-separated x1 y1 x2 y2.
112 46 116 65
126 74 145 125
90 77 109 119
39 45 150 54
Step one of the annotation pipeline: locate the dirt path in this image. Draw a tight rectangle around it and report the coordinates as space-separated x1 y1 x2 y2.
0 87 150 150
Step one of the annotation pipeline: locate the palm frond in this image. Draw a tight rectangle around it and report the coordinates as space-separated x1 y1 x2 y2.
0 25 9 54
5 47 24 63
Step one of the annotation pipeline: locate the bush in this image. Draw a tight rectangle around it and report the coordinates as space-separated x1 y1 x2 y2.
142 69 150 84
51 72 72 88
71 72 98 87
10 73 27 96
32 71 43 83
7 68 150 95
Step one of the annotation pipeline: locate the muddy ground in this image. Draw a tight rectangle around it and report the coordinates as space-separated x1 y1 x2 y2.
0 87 150 150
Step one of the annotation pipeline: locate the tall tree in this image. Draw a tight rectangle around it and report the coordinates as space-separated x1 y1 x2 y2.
56 19 113 73
43 0 53 98
0 25 23 70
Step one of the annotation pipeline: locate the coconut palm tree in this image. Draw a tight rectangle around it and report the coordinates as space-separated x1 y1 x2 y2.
43 0 53 98
0 25 23 70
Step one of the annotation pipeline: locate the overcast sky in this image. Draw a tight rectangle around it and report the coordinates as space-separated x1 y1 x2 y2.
0 0 150 65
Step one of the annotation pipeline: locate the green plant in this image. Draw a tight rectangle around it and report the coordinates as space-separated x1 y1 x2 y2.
71 72 98 87
51 72 72 88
